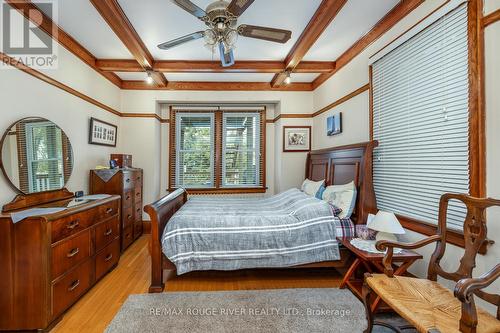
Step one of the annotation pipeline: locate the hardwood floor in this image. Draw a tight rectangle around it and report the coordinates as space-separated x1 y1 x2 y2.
50 235 343 333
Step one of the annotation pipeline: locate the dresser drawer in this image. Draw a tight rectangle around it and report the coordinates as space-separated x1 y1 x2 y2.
52 259 92 318
95 216 120 251
133 204 142 223
122 225 134 250
51 230 91 279
122 171 135 190
123 205 134 228
95 239 120 281
134 187 142 203
133 222 143 240
51 200 119 243
122 189 133 209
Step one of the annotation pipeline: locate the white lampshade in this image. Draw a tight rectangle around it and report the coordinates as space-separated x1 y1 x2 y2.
368 211 405 235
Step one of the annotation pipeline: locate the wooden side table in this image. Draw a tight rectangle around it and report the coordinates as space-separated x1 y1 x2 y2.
337 237 423 312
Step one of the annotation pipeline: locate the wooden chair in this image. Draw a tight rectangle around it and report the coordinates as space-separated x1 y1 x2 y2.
362 193 500 333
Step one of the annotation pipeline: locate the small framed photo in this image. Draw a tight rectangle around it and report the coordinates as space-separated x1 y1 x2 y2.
283 126 311 152
327 113 342 136
89 117 117 147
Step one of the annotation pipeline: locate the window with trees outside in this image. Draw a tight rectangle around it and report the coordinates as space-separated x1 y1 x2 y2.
169 109 266 193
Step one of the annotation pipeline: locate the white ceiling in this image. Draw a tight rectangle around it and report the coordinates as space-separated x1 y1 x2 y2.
29 0 402 83
303 0 400 61
114 72 150 80
118 0 322 61
37 0 132 59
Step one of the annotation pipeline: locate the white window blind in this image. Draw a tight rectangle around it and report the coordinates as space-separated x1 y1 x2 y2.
372 3 469 230
222 113 261 187
175 113 214 188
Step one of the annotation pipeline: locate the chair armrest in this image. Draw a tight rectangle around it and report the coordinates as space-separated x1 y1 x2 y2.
454 264 500 303
376 235 441 277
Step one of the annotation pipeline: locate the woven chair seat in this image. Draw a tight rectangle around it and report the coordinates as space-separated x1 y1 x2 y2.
366 274 500 333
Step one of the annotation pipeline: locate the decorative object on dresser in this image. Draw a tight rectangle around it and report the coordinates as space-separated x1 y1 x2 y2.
111 154 132 168
368 211 405 242
0 118 121 331
363 194 500 333
337 236 422 313
88 117 117 147
327 112 342 136
282 126 311 152
90 166 143 251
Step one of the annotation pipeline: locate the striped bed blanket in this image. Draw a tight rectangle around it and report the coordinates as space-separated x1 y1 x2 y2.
161 188 354 274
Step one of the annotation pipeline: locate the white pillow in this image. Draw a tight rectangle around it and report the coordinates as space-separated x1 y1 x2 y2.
301 179 324 197
322 181 357 218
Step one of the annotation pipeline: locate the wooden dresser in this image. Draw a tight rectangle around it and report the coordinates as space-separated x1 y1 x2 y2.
0 190 121 331
89 168 143 251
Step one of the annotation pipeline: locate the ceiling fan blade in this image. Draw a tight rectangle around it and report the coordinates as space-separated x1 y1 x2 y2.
238 25 291 43
170 0 207 19
226 0 255 17
158 31 205 50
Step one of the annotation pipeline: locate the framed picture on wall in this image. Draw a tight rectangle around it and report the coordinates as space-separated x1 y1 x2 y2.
283 126 311 152
88 117 117 147
327 112 342 136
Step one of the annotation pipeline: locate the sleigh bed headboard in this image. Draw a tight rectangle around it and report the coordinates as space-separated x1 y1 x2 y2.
305 141 378 225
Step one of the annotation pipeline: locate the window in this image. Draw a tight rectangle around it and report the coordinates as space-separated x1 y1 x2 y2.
170 109 265 193
223 113 260 187
175 113 214 188
371 3 470 230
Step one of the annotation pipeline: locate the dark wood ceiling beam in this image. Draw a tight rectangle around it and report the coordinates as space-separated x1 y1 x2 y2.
121 81 313 91
4 0 122 88
96 59 335 73
271 0 348 87
90 0 167 87
312 0 425 90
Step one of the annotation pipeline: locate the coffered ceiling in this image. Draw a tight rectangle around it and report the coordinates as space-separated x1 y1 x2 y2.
6 0 414 90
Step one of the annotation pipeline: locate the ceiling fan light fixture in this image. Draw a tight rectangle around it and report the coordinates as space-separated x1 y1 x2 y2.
284 71 291 85
145 71 154 85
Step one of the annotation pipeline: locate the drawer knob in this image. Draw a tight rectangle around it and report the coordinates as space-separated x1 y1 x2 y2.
68 279 80 292
126 178 130 183
126 195 130 200
104 228 113 236
67 248 80 258
66 220 80 230
136 192 140 196
137 177 141 181
128 214 132 220
106 208 113 214
105 254 113 262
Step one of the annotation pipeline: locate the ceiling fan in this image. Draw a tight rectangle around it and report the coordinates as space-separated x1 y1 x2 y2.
158 0 292 67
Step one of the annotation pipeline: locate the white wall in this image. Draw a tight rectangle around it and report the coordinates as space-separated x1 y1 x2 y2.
119 89 315 203
312 0 500 312
0 10 122 204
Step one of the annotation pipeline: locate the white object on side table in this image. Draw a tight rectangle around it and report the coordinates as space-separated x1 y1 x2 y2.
349 238 403 254
368 211 406 242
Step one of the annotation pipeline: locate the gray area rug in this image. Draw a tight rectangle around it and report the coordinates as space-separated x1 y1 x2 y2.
106 288 414 333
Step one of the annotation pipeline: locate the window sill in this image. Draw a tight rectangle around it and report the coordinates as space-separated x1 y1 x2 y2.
398 215 493 255
168 187 268 195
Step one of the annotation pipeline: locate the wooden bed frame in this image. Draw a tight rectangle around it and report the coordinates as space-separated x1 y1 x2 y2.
144 141 379 293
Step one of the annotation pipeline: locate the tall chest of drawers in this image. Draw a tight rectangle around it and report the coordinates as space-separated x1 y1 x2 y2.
0 194 121 331
89 168 143 251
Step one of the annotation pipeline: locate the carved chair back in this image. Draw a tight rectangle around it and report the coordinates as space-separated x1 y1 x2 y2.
427 193 500 310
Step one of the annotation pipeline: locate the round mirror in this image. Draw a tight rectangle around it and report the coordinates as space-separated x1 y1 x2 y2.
0 117 74 194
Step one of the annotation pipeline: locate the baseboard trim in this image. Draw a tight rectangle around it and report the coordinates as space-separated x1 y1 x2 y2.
143 220 151 234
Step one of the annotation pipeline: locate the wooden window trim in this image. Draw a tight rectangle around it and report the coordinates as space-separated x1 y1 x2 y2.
369 1 489 253
169 107 267 194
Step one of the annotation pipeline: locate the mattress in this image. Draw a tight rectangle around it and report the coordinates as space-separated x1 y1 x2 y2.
161 188 354 274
